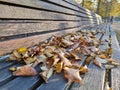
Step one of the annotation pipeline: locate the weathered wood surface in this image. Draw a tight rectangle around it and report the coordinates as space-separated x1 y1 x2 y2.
70 24 108 90
0 0 93 18
110 24 120 90
0 24 95 55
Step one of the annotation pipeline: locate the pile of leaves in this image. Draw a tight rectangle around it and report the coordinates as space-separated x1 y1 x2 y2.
8 30 120 85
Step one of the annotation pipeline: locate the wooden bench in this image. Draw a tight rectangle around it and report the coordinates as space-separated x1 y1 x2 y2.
0 0 120 90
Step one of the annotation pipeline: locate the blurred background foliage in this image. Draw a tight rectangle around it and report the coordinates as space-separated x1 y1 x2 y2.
73 0 120 19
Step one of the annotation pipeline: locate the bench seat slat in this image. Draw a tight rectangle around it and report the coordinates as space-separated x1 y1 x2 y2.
110 25 120 90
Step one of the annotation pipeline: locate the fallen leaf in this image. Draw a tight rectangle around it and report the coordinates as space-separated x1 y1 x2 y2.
79 65 89 74
17 47 27 53
13 65 38 76
106 58 117 63
55 49 72 67
13 50 22 61
32 54 47 67
55 61 63 73
9 54 17 61
24 57 36 64
52 55 60 66
93 59 102 68
9 67 16 71
40 68 53 83
70 51 82 60
64 67 82 85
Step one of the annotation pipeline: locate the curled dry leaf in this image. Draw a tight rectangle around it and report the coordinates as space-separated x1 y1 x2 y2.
9 54 17 61
54 61 63 73
79 65 89 74
98 54 107 59
70 51 82 60
55 49 72 67
64 67 82 85
32 54 47 67
40 68 53 83
93 59 102 68
105 82 111 90
52 55 60 66
24 57 36 64
106 58 117 63
13 65 38 76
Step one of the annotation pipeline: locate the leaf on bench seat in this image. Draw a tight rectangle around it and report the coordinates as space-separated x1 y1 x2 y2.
12 65 38 76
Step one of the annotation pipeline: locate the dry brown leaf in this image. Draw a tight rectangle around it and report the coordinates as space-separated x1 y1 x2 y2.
93 59 102 68
40 68 53 83
106 58 117 63
55 61 63 73
32 54 47 67
24 57 36 64
52 55 60 66
85 56 93 65
79 65 89 74
13 65 37 76
70 51 82 60
9 54 17 61
64 67 82 85
55 50 72 67
98 54 107 59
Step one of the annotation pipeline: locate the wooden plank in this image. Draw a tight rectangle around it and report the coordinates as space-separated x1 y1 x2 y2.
0 75 42 90
70 24 108 90
110 25 120 90
0 63 22 86
63 0 94 15
70 64 105 90
0 4 80 20
36 57 86 90
0 63 42 90
0 0 92 18
0 21 80 37
0 20 97 38
44 0 94 17
36 26 98 90
0 61 16 70
0 24 95 56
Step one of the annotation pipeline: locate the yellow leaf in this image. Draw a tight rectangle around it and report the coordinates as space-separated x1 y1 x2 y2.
55 61 63 73
17 47 27 53
9 67 16 71
79 65 89 74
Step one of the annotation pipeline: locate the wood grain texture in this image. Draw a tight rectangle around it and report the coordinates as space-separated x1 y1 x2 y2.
0 63 22 86
0 21 80 37
36 56 86 90
0 0 91 18
70 25 108 90
0 24 95 56
110 25 120 90
0 75 41 90
0 4 80 20
46 0 94 17
70 64 105 90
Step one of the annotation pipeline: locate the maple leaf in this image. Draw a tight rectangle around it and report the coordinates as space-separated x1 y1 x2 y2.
63 67 82 85
13 65 38 76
